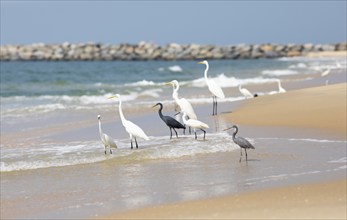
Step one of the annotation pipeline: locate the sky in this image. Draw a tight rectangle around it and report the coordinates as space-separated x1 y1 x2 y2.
1 1 346 46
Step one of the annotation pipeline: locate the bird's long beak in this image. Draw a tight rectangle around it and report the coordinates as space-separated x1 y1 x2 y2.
197 61 204 64
107 95 118 99
223 127 233 131
152 104 158 108
174 111 181 116
164 82 172 86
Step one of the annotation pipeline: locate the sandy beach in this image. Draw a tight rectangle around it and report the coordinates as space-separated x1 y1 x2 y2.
103 82 347 219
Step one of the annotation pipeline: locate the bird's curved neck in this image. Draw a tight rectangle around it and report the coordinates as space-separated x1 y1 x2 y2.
232 127 238 139
278 81 282 89
172 85 179 100
204 63 209 81
98 119 103 136
158 105 164 119
118 98 127 125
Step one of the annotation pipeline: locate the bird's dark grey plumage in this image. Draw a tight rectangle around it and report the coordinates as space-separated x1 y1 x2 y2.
153 102 186 139
226 125 255 162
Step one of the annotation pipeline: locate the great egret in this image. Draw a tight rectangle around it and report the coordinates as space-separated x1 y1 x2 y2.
224 125 255 162
277 80 286 93
108 94 149 149
165 80 197 120
238 84 253 99
153 102 186 139
182 111 209 140
198 60 225 115
98 115 118 154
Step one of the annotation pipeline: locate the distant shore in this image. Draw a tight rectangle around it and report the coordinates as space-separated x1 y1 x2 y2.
0 42 346 61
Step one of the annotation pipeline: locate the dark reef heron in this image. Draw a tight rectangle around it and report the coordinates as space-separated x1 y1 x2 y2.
224 125 255 162
153 102 186 139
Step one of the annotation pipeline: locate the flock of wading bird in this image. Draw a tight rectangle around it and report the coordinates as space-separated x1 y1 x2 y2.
98 60 285 161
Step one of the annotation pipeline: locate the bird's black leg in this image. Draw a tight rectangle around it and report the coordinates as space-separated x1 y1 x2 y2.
183 128 186 135
170 128 172 139
215 97 218 115
201 129 206 140
245 149 248 161
104 149 107 155
195 131 197 139
110 149 112 154
212 96 215 115
131 140 133 149
135 138 139 149
189 126 191 135
173 128 178 138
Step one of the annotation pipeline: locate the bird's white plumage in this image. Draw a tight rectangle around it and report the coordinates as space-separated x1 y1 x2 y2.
109 94 149 143
207 79 225 98
182 112 209 130
321 69 331 77
277 80 286 93
238 84 253 99
200 60 225 99
123 120 150 140
98 115 117 153
168 80 197 120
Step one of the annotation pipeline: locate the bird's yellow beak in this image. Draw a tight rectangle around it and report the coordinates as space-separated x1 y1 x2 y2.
223 127 232 131
197 61 204 64
107 95 117 99
164 82 172 85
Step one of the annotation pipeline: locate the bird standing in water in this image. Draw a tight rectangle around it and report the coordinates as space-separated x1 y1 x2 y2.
198 60 225 115
153 102 186 139
98 115 118 154
108 94 149 149
224 125 255 162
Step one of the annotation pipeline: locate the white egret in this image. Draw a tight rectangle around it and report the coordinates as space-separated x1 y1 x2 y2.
98 115 118 154
165 80 197 120
238 84 253 99
321 69 331 77
224 125 255 162
277 80 286 93
108 94 149 149
182 111 209 140
198 60 225 115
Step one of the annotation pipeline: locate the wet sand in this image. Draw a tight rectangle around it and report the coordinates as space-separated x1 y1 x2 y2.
107 179 346 219
103 83 347 219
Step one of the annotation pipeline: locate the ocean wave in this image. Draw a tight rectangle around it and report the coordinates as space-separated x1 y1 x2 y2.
261 69 299 76
0 133 238 172
190 73 279 88
168 65 183 72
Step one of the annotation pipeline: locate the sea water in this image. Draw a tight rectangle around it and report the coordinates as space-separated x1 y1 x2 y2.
1 57 346 172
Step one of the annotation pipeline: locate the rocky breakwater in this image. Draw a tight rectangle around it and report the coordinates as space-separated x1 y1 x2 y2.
1 42 346 61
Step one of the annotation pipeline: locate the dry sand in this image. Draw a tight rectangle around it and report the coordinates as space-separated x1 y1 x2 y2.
225 83 347 136
102 83 347 219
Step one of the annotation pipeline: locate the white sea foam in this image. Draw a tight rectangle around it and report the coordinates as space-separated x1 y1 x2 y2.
125 80 156 87
168 65 183 72
190 73 279 88
0 133 237 172
262 69 299 76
